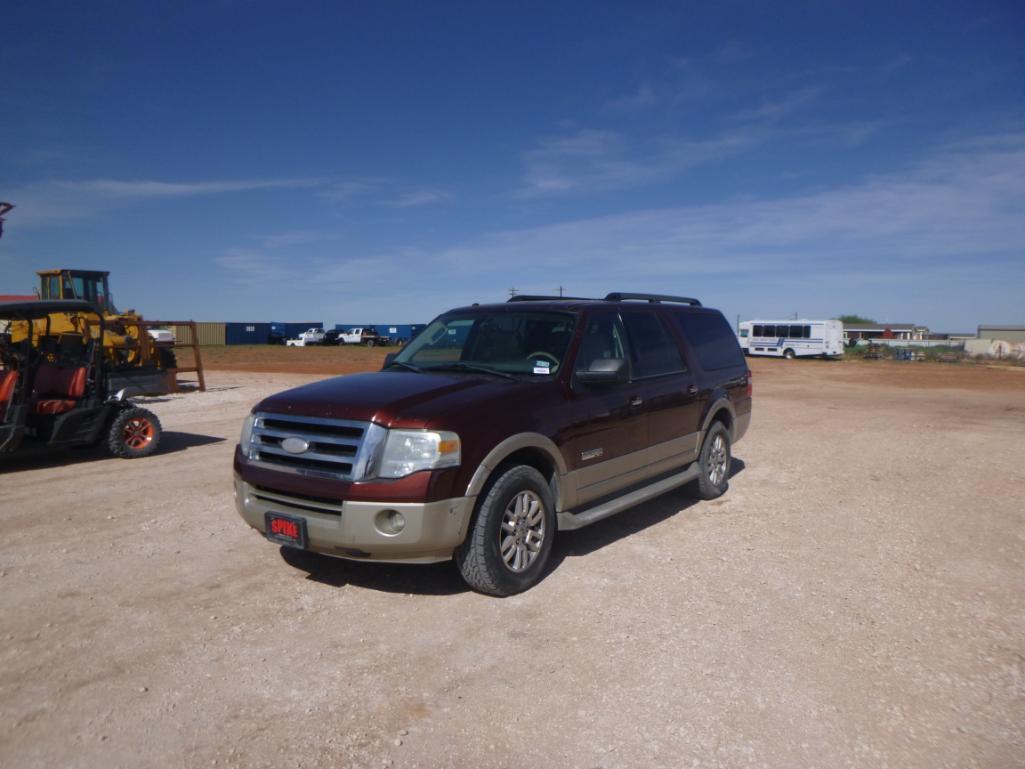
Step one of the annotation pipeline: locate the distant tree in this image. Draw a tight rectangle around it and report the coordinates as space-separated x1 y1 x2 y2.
836 314 876 324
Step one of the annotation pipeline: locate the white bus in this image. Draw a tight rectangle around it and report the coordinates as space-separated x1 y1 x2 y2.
738 319 844 359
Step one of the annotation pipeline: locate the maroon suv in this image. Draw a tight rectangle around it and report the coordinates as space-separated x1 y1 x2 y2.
234 293 751 595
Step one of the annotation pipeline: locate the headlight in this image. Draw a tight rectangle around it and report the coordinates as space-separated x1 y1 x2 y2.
377 429 460 478
240 413 256 456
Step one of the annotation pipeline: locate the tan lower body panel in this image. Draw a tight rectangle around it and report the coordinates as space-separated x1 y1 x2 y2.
563 432 700 510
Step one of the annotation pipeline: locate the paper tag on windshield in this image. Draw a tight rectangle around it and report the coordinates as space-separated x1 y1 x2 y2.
533 360 551 375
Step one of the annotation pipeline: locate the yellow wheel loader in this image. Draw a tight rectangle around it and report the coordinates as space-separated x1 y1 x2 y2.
4 270 205 395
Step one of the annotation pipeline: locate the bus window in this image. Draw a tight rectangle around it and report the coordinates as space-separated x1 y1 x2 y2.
753 325 763 337
803 325 811 338
790 325 803 338
739 328 749 338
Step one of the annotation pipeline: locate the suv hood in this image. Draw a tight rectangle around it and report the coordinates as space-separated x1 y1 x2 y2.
254 370 534 428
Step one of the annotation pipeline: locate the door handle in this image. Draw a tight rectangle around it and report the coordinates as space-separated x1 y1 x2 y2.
629 396 643 407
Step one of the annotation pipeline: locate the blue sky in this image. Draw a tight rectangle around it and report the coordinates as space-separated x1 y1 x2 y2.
2 1 1023 331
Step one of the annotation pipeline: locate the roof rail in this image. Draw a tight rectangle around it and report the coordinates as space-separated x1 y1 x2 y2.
507 294 593 302
604 292 702 306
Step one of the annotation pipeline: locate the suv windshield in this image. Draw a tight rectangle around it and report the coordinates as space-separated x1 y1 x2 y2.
393 310 576 376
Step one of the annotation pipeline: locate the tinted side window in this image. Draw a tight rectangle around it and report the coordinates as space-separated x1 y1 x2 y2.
790 324 803 338
753 324 763 337
673 311 746 371
574 312 627 373
620 311 686 378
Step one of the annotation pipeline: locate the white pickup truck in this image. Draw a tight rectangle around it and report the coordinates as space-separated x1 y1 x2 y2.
285 328 326 347
337 327 385 346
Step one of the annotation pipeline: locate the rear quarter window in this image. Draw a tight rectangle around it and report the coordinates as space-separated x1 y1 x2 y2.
672 311 746 371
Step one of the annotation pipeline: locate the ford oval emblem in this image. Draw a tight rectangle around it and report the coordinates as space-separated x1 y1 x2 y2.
281 437 310 454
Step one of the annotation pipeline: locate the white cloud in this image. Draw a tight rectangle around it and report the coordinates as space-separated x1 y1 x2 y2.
733 86 825 123
442 133 1025 322
517 127 759 197
319 179 452 208
6 176 323 226
258 230 340 248
55 177 321 198
386 189 451 208
606 84 657 111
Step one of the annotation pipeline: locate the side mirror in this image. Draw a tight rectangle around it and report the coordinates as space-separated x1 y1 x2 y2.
382 352 398 370
575 358 627 384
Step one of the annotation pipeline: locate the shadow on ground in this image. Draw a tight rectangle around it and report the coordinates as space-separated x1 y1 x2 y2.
548 457 746 566
279 547 468 596
0 431 225 473
280 457 746 597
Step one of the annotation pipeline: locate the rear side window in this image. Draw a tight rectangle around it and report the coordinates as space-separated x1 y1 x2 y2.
673 311 746 371
620 311 686 378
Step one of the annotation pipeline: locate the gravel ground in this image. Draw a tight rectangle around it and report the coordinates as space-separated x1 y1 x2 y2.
0 360 1022 769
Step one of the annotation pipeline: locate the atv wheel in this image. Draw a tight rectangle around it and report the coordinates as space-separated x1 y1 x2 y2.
108 407 162 458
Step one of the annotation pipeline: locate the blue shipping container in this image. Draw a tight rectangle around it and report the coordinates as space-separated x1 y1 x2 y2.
225 322 273 345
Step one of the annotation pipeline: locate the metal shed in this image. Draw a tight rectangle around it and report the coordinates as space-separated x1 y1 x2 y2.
171 322 226 346
977 325 1025 343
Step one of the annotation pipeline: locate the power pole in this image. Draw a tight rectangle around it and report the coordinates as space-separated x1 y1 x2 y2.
556 286 565 297
509 287 518 298
0 202 13 240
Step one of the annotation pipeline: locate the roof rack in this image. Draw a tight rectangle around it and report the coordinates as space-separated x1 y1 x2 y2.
604 292 702 306
507 294 593 302
504 292 702 306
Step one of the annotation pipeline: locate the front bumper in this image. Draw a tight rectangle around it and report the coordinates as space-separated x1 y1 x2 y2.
234 476 476 563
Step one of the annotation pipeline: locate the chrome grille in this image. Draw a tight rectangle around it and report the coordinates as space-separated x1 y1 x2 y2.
248 412 383 480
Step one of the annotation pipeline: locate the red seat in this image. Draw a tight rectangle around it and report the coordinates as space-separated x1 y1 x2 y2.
32 365 87 415
0 369 17 421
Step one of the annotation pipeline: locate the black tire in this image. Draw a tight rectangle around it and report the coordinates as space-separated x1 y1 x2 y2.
783 348 795 360
689 422 731 500
455 465 556 596
107 407 162 458
157 346 177 369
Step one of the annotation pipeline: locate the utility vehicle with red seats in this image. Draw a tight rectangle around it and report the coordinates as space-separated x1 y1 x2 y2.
0 300 162 459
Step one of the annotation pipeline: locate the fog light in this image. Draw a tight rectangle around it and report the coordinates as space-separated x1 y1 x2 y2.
375 509 406 536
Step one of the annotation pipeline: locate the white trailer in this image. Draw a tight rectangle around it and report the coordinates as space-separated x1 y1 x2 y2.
738 319 844 359
285 328 326 347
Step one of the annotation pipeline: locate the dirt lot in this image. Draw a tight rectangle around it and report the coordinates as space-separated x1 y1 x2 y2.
1 356 1023 769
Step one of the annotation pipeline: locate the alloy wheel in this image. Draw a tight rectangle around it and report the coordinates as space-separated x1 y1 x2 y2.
499 490 546 572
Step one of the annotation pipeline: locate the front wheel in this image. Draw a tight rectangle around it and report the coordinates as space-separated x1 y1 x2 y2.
783 348 795 360
456 465 555 596
107 407 162 458
689 422 731 500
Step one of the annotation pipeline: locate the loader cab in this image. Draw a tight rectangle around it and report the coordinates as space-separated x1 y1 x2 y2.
37 270 118 315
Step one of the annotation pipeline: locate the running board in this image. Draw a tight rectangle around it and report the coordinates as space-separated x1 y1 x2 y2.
557 464 702 531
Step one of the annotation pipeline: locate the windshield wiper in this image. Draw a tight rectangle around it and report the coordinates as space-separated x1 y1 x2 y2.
429 362 516 380
387 361 422 373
